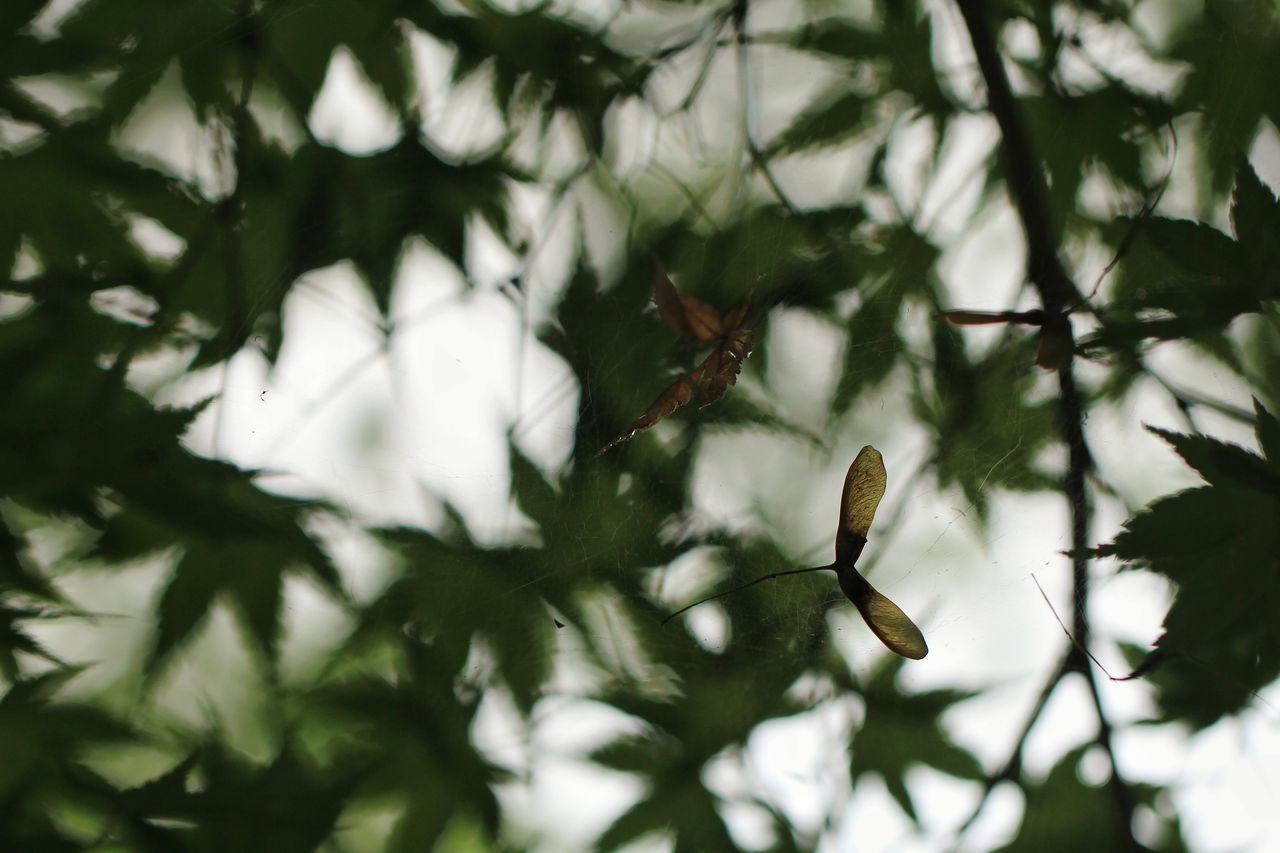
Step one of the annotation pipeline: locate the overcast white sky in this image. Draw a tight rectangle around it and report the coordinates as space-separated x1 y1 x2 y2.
17 0 1280 849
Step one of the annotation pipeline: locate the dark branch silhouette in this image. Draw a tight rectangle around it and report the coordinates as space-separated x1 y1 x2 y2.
953 1 1139 848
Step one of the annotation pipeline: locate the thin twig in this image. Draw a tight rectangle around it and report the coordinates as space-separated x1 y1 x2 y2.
1143 364 1256 425
953 0 1080 315
661 565 832 625
731 2 801 216
675 11 735 113
1084 122 1178 303
1031 574 1142 682
1035 568 1280 718
212 11 261 455
953 650 1072 841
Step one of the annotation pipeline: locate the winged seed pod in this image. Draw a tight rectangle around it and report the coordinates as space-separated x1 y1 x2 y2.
941 308 1075 371
663 446 928 660
597 260 756 456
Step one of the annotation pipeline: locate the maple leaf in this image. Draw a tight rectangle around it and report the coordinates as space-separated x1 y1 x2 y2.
597 260 755 455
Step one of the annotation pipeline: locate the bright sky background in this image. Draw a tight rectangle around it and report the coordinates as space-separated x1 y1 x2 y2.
20 0 1280 849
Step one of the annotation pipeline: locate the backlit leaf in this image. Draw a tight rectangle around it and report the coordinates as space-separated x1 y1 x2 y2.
1097 413 1280 725
849 658 981 822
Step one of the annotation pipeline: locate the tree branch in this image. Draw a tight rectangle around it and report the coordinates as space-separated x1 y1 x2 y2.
953 1 1140 849
952 0 1080 313
953 649 1071 843
732 0 801 215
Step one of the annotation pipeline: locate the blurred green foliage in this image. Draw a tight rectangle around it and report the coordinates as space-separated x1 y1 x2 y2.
1098 404 1280 727
2 0 1279 850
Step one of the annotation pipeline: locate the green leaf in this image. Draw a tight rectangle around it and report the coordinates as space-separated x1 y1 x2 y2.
375 528 561 713
0 670 135 801
58 0 240 123
1145 426 1280 494
849 657 982 823
308 649 504 849
769 89 865 154
876 3 953 118
0 519 57 601
1095 178 1280 354
256 0 416 117
997 745 1183 852
1142 218 1242 279
1254 398 1280 465
1022 84 1162 233
586 551 830 847
0 125 152 279
795 5 955 120
832 225 934 413
1231 159 1280 247
596 779 732 851
95 453 343 671
834 294 905 411
787 19 883 62
694 393 825 449
508 443 559 533
0 0 47 35
592 732 678 775
917 326 1058 522
656 205 867 315
1169 3 1280 192
110 743 365 852
1230 158 1280 293
151 545 275 669
1098 421 1280 726
0 603 64 680
589 630 805 848
116 752 199 814
407 3 646 153
783 0 957 124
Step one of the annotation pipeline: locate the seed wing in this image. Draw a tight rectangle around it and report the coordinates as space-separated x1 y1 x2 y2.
836 446 886 563
851 581 928 659
596 375 695 456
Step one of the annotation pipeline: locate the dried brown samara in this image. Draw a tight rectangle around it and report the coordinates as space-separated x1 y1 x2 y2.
942 308 1075 371
660 445 928 660
597 259 755 455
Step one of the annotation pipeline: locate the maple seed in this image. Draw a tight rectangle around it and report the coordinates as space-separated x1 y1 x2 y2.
942 309 1041 327
597 260 756 455
662 446 928 660
941 308 1075 371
